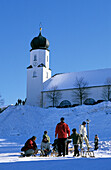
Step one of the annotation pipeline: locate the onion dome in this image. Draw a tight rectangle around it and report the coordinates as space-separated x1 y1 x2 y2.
30 27 49 51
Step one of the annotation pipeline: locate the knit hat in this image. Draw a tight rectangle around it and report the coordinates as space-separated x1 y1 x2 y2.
82 121 86 125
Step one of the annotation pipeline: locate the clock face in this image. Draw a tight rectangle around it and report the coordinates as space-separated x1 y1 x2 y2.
33 61 37 67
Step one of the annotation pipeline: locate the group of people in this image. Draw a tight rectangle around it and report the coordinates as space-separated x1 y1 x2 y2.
21 131 51 157
21 117 99 157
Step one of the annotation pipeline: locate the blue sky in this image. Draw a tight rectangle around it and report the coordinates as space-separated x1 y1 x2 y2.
0 0 111 106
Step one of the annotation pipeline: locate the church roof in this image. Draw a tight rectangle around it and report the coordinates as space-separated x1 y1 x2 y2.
30 28 49 51
43 68 111 91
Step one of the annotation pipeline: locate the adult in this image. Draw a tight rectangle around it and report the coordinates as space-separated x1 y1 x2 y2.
79 121 91 150
21 136 38 156
70 128 80 157
55 117 70 156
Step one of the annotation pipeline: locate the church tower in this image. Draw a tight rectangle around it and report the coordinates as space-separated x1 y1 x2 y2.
26 28 51 107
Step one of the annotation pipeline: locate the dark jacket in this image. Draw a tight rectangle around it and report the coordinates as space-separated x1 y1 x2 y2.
55 122 70 138
43 134 50 143
21 137 37 151
70 132 80 145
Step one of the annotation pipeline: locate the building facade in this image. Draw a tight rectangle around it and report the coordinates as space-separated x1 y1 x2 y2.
26 29 111 107
26 28 51 107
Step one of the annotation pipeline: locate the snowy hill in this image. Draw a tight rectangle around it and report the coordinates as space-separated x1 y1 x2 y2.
0 102 111 169
0 102 111 141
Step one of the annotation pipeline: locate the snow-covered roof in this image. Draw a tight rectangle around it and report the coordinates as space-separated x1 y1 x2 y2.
43 68 111 91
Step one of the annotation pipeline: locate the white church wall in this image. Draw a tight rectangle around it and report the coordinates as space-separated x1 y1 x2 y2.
30 49 49 68
26 67 43 106
86 86 105 101
42 86 106 107
42 89 74 108
42 67 51 83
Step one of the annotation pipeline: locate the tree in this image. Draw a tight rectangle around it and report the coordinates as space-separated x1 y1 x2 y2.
102 78 111 101
47 86 62 107
72 77 89 105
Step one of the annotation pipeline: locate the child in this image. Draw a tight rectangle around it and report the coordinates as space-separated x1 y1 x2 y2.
41 137 51 156
70 128 80 157
43 131 50 143
94 135 99 150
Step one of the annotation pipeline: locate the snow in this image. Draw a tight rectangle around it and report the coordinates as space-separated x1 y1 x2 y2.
0 102 111 169
43 68 111 91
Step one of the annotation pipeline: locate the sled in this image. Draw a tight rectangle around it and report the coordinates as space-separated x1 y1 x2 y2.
39 149 51 157
68 147 74 153
81 149 95 157
19 152 37 157
51 149 58 157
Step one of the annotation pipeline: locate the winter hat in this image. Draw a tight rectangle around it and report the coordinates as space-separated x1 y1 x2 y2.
82 121 86 125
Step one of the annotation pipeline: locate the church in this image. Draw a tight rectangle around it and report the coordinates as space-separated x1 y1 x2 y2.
26 28 111 107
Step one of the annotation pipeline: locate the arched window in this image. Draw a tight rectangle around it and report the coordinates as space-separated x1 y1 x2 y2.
47 56 48 62
46 72 48 78
33 71 37 78
60 100 71 107
84 98 95 105
34 55 37 61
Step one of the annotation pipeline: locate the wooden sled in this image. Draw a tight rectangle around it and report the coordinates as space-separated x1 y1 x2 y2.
81 149 95 157
51 150 58 157
68 147 74 154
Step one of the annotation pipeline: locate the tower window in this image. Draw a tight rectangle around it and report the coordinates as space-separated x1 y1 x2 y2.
34 55 37 61
47 56 48 62
33 71 37 78
46 72 48 78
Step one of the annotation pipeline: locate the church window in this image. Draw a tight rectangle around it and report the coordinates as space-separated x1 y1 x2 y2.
47 56 48 62
33 71 37 78
34 55 37 61
46 72 48 78
59 100 71 107
84 98 95 105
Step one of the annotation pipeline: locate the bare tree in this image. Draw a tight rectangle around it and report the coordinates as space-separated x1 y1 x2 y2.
47 86 62 107
102 78 111 100
72 77 89 105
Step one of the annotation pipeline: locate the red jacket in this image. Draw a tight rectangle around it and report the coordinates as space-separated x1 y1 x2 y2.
55 122 70 138
23 138 37 151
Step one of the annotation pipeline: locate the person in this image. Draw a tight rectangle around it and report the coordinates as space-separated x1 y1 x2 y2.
69 128 80 157
52 139 58 152
55 117 70 157
94 134 99 150
41 136 51 156
43 131 50 143
79 121 91 150
21 136 38 156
